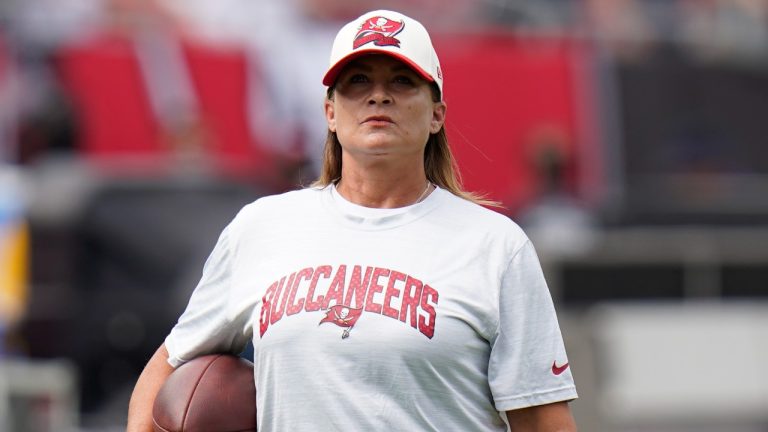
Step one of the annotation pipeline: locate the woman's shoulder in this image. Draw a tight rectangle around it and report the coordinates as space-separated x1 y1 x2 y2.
439 190 523 228
232 186 325 223
436 189 529 242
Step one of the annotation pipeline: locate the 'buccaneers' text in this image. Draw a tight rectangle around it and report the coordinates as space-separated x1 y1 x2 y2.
259 264 438 339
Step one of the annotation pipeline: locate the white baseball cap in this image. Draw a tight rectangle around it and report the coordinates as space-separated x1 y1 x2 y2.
322 10 444 98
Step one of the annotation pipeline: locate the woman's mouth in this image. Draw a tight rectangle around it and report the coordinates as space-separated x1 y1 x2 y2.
363 115 394 125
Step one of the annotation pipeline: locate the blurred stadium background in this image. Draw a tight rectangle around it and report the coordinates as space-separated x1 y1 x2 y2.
0 0 767 431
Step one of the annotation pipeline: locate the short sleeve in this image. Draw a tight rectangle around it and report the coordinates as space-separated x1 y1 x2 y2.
164 217 253 368
488 240 578 411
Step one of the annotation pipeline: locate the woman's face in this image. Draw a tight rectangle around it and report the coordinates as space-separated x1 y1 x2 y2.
325 55 446 163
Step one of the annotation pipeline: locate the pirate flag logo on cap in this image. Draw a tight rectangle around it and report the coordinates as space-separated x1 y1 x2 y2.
353 16 405 49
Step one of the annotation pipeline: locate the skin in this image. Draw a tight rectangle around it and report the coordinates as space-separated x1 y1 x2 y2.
325 55 445 208
126 54 577 432
126 343 173 432
506 401 577 432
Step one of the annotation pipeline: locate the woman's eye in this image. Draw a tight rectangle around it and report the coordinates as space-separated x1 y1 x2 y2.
394 75 414 85
349 74 368 83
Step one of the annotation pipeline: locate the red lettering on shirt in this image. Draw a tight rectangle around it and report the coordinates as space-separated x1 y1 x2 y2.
382 270 406 320
344 265 372 309
259 281 278 337
365 267 389 314
322 265 346 309
418 284 439 339
258 264 439 339
400 276 423 329
286 267 313 316
305 265 331 312
270 273 294 325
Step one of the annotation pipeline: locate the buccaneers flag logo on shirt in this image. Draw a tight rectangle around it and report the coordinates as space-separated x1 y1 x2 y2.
320 305 363 339
353 16 405 49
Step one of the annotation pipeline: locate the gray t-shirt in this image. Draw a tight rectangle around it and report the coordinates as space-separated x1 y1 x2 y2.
165 186 577 431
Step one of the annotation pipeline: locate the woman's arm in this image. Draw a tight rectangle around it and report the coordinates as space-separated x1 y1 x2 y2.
126 343 175 432
506 401 577 432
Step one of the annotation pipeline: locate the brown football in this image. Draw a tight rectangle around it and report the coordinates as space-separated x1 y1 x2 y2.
152 354 256 432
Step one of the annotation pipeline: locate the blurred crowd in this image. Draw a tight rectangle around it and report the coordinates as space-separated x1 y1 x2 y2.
0 0 766 170
0 0 767 430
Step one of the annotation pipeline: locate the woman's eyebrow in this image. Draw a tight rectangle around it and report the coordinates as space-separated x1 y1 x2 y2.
345 62 413 73
392 66 417 75
345 62 373 71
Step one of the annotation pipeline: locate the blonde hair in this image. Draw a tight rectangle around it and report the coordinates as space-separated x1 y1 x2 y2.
311 85 500 208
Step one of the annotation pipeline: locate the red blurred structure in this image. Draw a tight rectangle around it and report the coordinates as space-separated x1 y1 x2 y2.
435 32 600 213
56 27 601 212
55 34 294 186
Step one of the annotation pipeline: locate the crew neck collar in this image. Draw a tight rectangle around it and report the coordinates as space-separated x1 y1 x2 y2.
322 183 444 231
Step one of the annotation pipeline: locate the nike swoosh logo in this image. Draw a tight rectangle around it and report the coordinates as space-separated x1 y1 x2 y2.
552 361 569 375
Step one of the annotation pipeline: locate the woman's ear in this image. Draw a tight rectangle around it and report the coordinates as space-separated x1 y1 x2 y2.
430 101 447 134
325 99 336 133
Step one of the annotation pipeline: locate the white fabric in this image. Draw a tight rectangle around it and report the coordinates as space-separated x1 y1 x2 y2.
323 9 443 96
165 185 577 431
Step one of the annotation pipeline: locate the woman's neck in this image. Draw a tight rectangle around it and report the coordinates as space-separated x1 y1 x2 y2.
335 164 433 209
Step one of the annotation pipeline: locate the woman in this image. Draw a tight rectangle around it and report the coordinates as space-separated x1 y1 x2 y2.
128 9 577 432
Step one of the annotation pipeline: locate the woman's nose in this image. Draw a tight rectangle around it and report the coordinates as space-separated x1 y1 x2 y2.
367 83 392 105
